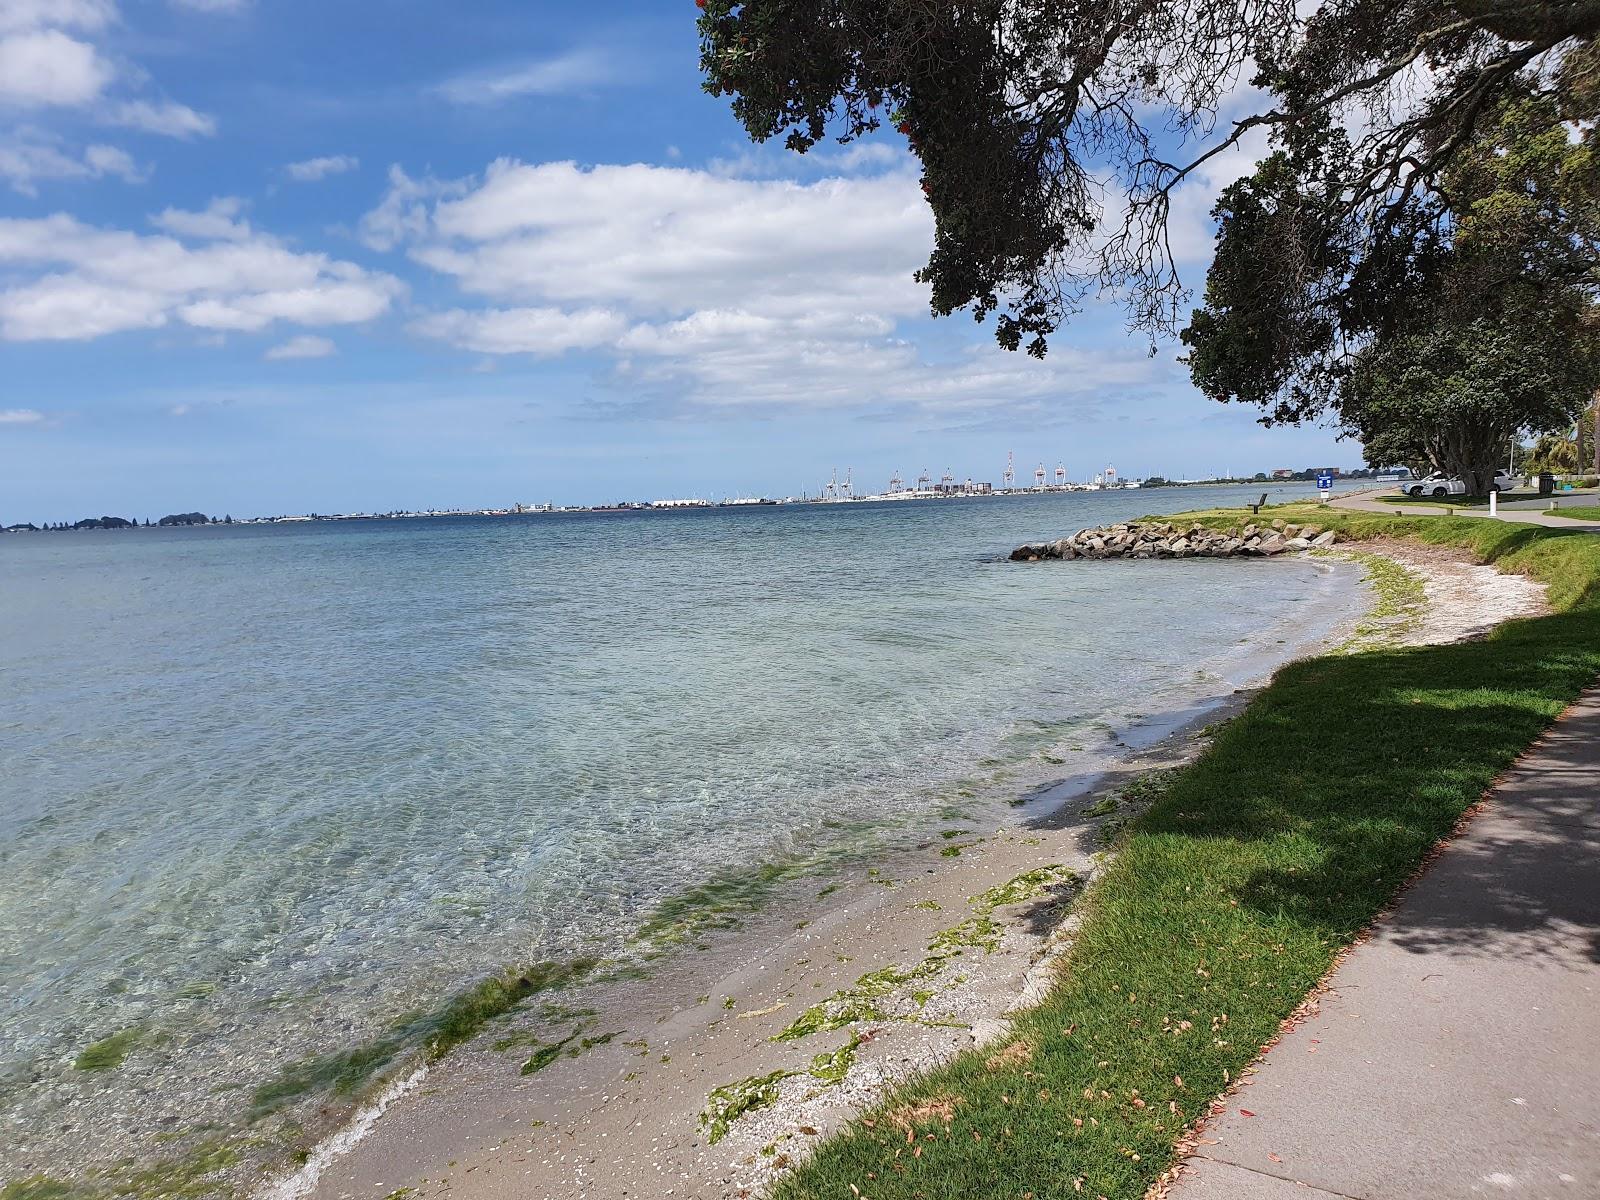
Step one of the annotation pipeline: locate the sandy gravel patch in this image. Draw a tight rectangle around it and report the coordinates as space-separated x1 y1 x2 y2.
1362 538 1549 645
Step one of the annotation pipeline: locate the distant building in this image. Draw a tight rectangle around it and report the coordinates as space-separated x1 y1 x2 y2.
1272 468 1295 480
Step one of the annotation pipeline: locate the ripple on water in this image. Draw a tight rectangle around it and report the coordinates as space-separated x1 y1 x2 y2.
0 484 1363 1185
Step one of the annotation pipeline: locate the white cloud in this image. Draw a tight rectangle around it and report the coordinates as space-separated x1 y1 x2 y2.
0 2 216 137
150 195 251 240
285 154 358 182
168 0 249 11
0 213 404 341
412 161 931 317
376 157 1163 414
0 407 47 424
409 307 627 356
0 129 142 192
358 164 466 252
83 141 137 177
0 0 114 36
106 98 216 138
0 28 114 106
264 334 335 360
434 48 620 105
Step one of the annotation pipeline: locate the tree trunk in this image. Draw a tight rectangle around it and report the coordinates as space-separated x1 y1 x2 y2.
1436 418 1505 496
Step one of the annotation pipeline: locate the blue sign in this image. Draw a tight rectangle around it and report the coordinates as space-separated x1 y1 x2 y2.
1316 472 1334 491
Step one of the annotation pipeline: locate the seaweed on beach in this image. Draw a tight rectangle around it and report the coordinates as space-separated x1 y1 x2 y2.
773 867 1078 1044
249 956 601 1116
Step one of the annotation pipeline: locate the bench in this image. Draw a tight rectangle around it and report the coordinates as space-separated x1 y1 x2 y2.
1248 493 1268 515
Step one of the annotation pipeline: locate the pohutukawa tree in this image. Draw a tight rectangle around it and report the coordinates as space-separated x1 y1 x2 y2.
1185 91 1600 493
698 0 1600 358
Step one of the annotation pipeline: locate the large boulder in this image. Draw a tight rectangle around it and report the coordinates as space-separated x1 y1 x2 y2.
1311 530 1338 548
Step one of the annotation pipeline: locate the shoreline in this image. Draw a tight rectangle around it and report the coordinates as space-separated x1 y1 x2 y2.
276 558 1379 1200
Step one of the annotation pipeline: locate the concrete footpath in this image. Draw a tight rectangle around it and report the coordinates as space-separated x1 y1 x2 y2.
1332 490 1600 532
1169 690 1600 1200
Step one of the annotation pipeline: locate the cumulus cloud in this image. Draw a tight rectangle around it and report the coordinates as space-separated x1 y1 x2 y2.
285 154 358 182
374 158 1164 414
0 1 116 35
264 334 336 360
0 129 142 192
150 195 251 240
105 98 216 138
0 2 216 139
0 213 404 341
434 47 621 105
0 28 114 106
409 307 627 356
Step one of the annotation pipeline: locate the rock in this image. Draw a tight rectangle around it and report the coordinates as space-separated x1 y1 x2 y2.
1008 516 1333 565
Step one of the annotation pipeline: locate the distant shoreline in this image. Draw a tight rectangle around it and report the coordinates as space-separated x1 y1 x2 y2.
3 479 1361 535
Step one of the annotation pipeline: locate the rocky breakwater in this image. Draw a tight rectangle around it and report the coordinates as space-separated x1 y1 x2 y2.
1010 519 1339 562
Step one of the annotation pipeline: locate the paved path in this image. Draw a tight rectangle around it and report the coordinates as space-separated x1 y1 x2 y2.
1168 690 1600 1200
1332 489 1600 532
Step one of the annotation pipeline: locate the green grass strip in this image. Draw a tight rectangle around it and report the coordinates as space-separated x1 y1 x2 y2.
775 510 1600 1200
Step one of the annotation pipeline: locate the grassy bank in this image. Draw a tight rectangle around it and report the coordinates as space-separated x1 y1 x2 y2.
774 509 1600 1200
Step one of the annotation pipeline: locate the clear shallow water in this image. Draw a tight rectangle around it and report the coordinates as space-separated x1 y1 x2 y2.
0 483 1358 1180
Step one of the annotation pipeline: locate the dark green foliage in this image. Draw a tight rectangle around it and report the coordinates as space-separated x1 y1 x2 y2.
1186 93 1600 492
699 1 1599 353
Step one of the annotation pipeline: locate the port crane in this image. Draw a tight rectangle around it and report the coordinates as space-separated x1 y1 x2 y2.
1034 463 1047 489
1003 451 1015 491
1055 463 1066 488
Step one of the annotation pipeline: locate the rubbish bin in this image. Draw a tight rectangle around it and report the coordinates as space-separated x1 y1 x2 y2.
1538 472 1556 496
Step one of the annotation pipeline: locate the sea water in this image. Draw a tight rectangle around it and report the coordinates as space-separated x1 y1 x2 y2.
0 484 1360 1183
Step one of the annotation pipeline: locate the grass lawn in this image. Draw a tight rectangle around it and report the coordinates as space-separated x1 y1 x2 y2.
773 508 1600 1200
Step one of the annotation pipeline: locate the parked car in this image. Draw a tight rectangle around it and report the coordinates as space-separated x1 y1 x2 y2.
1405 471 1519 497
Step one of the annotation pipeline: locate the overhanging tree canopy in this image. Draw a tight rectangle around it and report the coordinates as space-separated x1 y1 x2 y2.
1185 91 1600 492
698 1 1600 355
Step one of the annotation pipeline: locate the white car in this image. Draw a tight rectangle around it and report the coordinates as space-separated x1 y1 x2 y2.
1405 471 1519 497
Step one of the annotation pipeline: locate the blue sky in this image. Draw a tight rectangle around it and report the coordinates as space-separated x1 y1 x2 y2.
0 0 1352 520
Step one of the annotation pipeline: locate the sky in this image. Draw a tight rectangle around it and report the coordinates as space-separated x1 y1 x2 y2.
0 0 1355 520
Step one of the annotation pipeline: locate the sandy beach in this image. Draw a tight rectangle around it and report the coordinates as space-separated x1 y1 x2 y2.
246 541 1546 1200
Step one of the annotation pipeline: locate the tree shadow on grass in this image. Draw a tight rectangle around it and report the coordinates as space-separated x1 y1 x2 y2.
1139 609 1600 966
